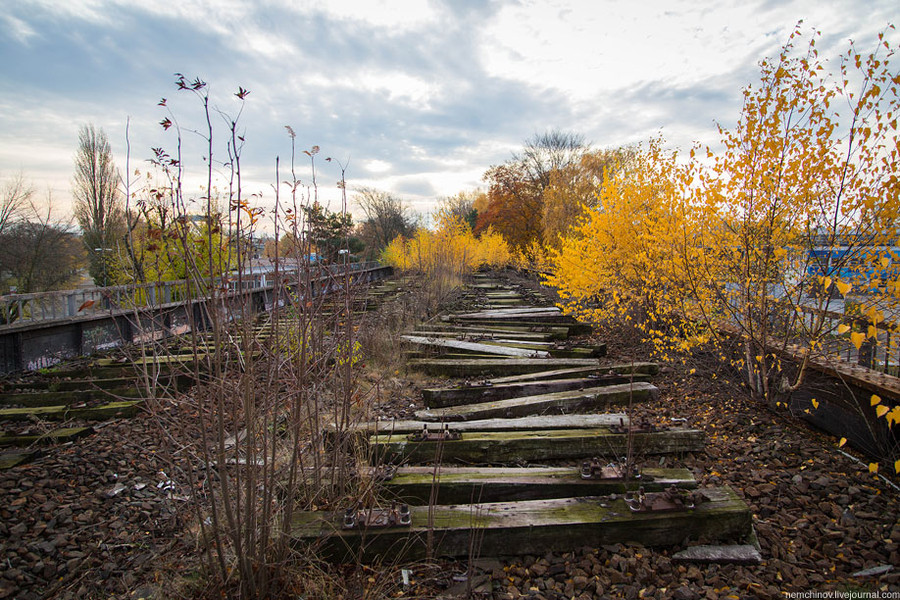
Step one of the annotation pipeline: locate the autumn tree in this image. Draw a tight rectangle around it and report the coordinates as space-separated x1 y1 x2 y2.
547 26 900 470
676 27 900 404
438 189 482 231
383 208 511 277
542 146 637 248
545 138 695 348
477 130 586 250
73 124 125 286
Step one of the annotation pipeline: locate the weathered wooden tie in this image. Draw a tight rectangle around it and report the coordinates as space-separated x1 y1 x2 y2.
0 387 142 408
474 339 605 358
342 414 629 436
415 382 659 421
381 465 697 504
0 374 189 392
489 362 659 384
409 329 558 342
370 426 704 464
446 318 592 335
0 449 41 470
0 427 94 447
400 335 551 359
408 358 603 377
449 307 563 320
0 401 144 421
422 374 652 407
290 487 751 562
415 322 570 333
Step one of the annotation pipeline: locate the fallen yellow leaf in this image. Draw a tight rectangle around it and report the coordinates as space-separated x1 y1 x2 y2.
876 405 889 418
871 394 882 406
838 437 847 447
869 462 879 474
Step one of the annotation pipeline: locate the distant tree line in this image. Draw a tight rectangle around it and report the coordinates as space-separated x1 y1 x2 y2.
0 173 84 294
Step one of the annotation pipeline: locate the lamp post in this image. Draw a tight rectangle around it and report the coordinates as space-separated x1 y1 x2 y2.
94 247 112 287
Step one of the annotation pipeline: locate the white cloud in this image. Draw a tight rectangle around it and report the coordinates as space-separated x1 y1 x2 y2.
292 69 443 109
2 15 40 44
293 0 440 31
364 159 392 174
478 0 894 102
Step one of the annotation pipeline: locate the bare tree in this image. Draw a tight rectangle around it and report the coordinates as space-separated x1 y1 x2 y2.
73 123 125 286
0 172 33 237
0 193 85 293
438 190 482 230
353 187 415 258
515 129 587 189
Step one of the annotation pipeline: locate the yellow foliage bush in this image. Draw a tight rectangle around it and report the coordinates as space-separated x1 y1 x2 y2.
382 209 511 276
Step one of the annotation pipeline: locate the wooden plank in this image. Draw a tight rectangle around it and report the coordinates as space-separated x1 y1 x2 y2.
0 449 40 470
477 340 605 358
370 427 704 464
422 375 651 407
413 324 571 339
382 465 697 504
343 414 630 435
469 283 504 289
489 362 659 384
478 300 526 307
408 358 601 377
415 382 659 421
403 352 502 361
400 335 551 359
0 388 141 407
0 427 94 447
290 487 751 562
451 307 562 319
409 330 556 342
446 319 593 335
0 373 192 392
0 400 144 421
95 354 200 367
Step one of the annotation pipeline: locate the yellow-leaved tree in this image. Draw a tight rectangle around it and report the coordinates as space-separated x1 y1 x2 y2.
382 208 510 278
545 137 705 359
683 26 900 403
548 24 900 470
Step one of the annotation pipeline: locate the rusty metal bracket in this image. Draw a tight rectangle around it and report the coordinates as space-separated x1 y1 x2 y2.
463 379 493 387
408 423 462 442
624 485 704 513
372 464 397 482
343 502 411 529
580 457 650 481
609 417 669 435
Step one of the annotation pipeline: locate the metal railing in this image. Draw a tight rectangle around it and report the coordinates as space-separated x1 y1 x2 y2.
0 261 382 329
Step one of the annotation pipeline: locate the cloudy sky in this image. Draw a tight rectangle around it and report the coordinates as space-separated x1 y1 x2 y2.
0 0 896 224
